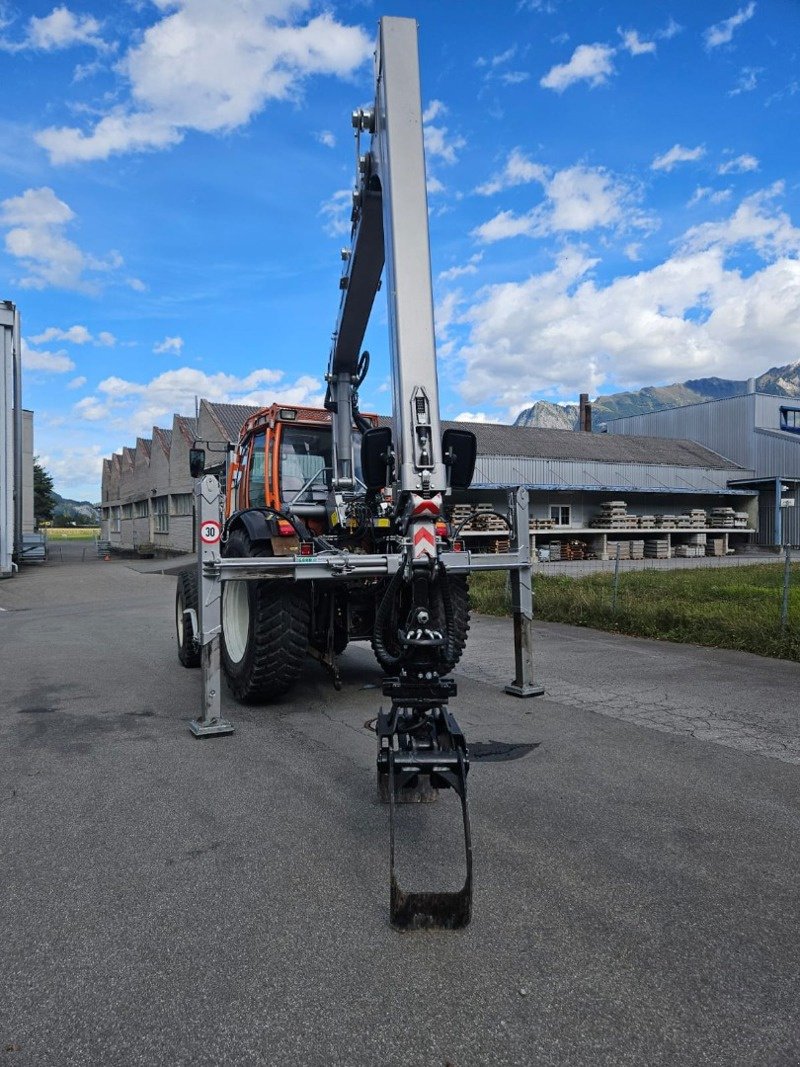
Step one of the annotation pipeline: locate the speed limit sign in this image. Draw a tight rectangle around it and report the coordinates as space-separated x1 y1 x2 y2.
200 519 222 545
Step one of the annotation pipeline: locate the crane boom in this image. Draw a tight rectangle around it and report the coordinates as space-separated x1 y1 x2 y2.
327 17 445 496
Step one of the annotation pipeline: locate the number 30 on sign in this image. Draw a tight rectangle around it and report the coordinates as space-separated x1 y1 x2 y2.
200 519 222 544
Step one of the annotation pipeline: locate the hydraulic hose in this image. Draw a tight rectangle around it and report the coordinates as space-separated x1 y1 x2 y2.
373 566 405 673
439 564 457 666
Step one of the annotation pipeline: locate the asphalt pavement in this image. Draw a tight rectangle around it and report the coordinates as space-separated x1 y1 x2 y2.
1 550 798 1066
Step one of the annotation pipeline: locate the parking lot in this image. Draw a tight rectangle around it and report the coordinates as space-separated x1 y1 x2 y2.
1 550 799 1066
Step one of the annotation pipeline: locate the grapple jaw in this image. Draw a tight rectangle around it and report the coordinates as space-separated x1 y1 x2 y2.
377 679 473 930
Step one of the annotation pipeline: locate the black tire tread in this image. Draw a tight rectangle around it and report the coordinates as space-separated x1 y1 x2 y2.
221 528 310 703
176 568 201 669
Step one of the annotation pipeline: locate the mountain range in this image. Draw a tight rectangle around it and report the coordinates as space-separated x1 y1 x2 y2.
513 361 800 430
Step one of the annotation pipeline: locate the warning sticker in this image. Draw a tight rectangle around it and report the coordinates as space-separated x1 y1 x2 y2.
200 519 222 544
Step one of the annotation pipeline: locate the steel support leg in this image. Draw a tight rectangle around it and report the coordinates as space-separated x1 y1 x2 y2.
189 474 234 737
505 488 544 698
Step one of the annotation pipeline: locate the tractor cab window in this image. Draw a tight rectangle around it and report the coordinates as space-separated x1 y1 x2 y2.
248 431 267 507
279 426 332 503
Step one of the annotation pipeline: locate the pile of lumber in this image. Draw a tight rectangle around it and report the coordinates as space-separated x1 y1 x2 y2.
645 539 670 559
450 503 509 534
674 543 706 558
710 507 749 529
530 518 554 531
592 501 638 529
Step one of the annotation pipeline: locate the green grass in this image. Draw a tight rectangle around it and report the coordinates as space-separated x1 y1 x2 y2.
469 563 800 662
45 527 101 541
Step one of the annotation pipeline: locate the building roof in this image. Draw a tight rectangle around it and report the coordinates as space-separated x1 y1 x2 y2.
443 420 741 470
153 426 172 454
200 401 740 471
203 402 259 443
174 415 198 443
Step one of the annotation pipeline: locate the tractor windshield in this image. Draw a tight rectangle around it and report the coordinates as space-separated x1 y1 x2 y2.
279 425 332 503
279 424 367 503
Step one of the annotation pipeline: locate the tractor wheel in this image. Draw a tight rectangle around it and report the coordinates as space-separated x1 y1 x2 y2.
371 572 470 674
436 573 471 673
176 568 201 668
221 528 310 703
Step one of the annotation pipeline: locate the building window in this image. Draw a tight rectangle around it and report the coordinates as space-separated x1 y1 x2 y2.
153 496 169 534
550 505 571 526
112 507 120 533
134 499 148 519
122 503 132 519
780 407 800 434
171 493 193 516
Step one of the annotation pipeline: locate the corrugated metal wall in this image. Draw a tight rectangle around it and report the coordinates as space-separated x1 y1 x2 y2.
606 394 757 468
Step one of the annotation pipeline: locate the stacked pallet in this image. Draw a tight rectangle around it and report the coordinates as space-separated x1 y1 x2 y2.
607 540 631 560
592 501 638 529
684 509 708 528
561 539 591 561
645 539 670 559
530 518 554 531
710 507 749 529
630 539 645 560
450 504 509 534
547 540 562 562
706 537 726 557
674 543 706 558
637 515 657 529
660 515 677 529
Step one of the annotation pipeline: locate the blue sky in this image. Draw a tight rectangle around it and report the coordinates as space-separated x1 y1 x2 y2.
1 0 799 500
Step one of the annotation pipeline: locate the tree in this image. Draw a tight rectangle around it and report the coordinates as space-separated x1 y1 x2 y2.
33 459 57 525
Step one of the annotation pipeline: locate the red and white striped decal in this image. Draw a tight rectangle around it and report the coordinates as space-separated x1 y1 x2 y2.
411 493 441 518
412 525 436 557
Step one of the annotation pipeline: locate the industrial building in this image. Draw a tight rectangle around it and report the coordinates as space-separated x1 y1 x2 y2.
604 386 800 546
1 300 35 577
100 400 759 560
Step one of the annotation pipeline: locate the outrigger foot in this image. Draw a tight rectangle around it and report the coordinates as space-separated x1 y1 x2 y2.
377 677 473 930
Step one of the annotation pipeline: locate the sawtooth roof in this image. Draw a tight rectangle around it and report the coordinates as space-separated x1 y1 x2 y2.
204 402 259 443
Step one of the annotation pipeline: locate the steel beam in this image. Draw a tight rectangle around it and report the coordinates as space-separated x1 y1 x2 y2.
189 474 233 737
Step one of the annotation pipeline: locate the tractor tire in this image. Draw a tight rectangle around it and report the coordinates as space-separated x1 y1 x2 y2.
176 568 201 668
436 573 471 673
221 528 310 703
371 572 470 674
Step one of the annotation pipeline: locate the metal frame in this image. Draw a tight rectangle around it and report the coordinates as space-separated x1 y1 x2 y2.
189 475 233 737
1 301 21 578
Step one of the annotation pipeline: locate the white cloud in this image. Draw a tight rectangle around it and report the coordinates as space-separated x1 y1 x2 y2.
423 101 466 165
37 443 106 496
438 254 483 282
679 183 800 258
427 176 445 195
153 335 184 355
651 144 705 172
473 164 651 242
30 324 116 346
319 188 352 237
454 190 800 414
704 3 756 49
75 366 325 437
718 153 759 174
688 186 733 207
21 340 76 373
68 376 87 390
0 5 108 53
35 2 372 164
475 148 547 196
540 43 615 92
316 130 336 148
618 29 656 56
454 412 491 423
729 66 760 95
0 187 126 292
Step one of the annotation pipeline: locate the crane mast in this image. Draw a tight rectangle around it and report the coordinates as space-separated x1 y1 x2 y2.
327 17 445 499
